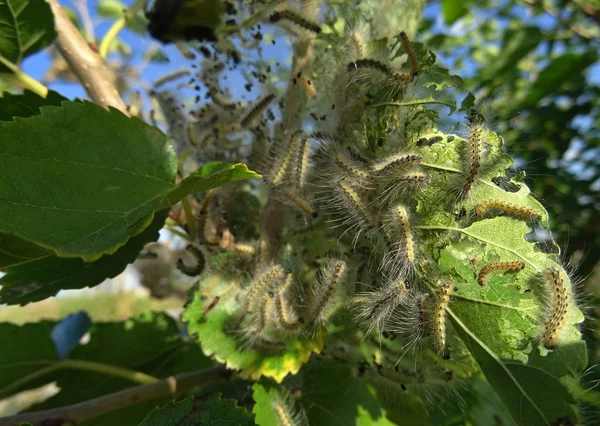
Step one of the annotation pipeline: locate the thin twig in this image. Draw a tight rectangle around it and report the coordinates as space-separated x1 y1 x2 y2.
75 0 96 44
0 366 231 426
0 359 158 399
47 0 128 113
98 0 148 59
0 55 48 97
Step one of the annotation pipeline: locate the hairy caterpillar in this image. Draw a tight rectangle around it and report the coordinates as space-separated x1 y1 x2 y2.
542 268 570 350
177 244 205 276
347 59 411 85
269 10 322 34
372 153 421 174
282 190 318 218
269 131 302 186
275 274 304 330
296 136 311 188
475 199 539 219
433 281 453 359
153 69 191 89
380 171 429 203
351 32 367 58
240 93 276 128
399 31 419 77
356 279 408 335
460 124 486 198
477 261 525 286
310 260 347 324
270 387 309 426
334 152 372 182
334 179 375 236
382 204 416 276
244 265 285 313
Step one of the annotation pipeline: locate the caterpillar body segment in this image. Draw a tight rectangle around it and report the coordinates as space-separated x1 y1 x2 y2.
371 153 422 175
460 124 486 199
310 260 348 325
177 244 205 276
381 204 416 277
475 199 539 220
269 10 322 34
477 261 525 286
240 93 276 128
244 265 286 314
346 59 411 85
542 268 571 350
433 281 453 359
399 31 419 78
355 279 408 335
268 130 303 186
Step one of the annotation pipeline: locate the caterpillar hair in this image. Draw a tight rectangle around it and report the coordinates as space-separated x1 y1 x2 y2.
269 10 322 34
460 124 486 199
347 59 411 85
296 136 311 188
399 31 419 77
275 274 304 330
355 279 408 335
542 268 571 350
475 199 539 220
477 261 525 286
350 32 367 58
153 69 191 89
244 265 285 313
388 291 430 354
382 204 416 277
177 244 205 276
269 130 303 186
282 189 318 218
433 281 453 359
371 153 422 174
380 171 429 206
310 260 348 324
240 93 276 128
332 179 375 240
334 151 372 184
270 387 309 426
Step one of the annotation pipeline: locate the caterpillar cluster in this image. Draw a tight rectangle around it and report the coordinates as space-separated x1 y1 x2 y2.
146 1 581 410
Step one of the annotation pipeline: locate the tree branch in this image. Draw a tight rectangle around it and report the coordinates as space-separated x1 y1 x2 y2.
0 366 231 426
47 0 128 114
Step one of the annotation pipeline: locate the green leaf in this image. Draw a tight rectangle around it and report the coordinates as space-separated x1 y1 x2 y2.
157 162 261 210
479 27 543 84
301 357 396 426
183 260 324 383
449 311 579 426
97 0 126 19
0 210 167 305
0 0 57 68
441 0 469 26
0 100 177 261
523 52 598 107
139 393 255 426
0 232 52 268
0 312 214 425
0 90 67 121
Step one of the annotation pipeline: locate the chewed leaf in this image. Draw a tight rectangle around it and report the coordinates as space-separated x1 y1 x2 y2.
449 310 579 426
140 393 255 426
183 268 324 383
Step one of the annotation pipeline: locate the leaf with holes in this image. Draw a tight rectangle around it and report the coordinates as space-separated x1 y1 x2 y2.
140 393 255 426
